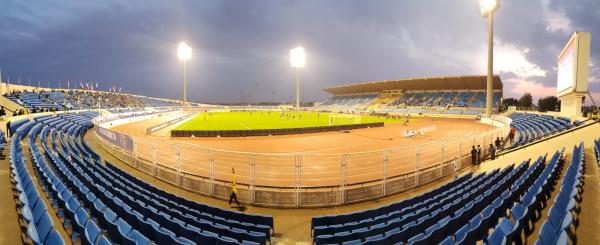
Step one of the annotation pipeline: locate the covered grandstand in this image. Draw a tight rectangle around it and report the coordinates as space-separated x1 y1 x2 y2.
318 75 503 115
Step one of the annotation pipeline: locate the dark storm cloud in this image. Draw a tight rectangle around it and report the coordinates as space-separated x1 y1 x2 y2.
0 0 598 103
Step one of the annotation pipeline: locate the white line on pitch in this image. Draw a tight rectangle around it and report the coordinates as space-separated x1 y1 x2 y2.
240 122 250 129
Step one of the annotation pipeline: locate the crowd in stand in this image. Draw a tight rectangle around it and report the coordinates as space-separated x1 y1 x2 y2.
0 106 28 117
3 90 180 112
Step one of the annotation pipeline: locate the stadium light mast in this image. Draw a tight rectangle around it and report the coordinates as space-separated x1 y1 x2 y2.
290 47 306 109
479 0 499 117
177 42 192 106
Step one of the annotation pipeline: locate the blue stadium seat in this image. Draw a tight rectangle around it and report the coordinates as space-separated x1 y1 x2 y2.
84 221 102 245
124 229 150 245
45 229 66 245
96 235 112 245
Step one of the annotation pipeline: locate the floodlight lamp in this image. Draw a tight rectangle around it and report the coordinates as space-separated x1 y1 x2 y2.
290 47 306 68
178 42 192 61
479 0 499 17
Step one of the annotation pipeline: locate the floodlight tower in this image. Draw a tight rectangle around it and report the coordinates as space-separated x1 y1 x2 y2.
479 0 499 117
290 47 306 109
177 42 192 106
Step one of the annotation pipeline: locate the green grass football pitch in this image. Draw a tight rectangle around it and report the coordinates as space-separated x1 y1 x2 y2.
174 111 405 130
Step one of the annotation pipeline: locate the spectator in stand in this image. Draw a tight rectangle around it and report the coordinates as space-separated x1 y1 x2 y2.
508 128 516 143
489 144 496 160
495 137 501 149
6 121 11 137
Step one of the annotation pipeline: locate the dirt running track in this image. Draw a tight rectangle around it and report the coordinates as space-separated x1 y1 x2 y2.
110 115 499 187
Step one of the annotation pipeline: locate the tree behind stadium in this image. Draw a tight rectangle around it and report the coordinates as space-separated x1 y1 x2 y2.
518 93 533 108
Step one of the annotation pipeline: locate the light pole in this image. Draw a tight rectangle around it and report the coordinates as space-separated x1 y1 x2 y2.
177 42 192 106
479 0 499 117
290 47 306 109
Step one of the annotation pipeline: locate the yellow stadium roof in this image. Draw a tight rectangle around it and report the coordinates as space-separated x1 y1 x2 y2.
322 75 502 95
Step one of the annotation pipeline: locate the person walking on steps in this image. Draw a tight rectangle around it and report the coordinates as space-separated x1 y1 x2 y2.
489 144 496 160
229 168 240 207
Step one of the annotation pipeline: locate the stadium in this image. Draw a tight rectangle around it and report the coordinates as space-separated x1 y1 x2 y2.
1 1 600 245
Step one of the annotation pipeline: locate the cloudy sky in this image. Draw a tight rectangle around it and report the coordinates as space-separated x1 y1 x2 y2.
0 0 599 104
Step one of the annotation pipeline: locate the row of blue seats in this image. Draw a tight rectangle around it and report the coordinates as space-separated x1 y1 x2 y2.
32 121 117 244
62 118 270 244
9 118 30 135
4 91 181 110
21 113 181 244
39 117 208 244
5 92 65 111
422 155 549 245
37 113 273 244
312 174 474 233
509 113 577 148
320 94 378 107
0 129 5 149
312 174 484 239
483 150 564 244
595 139 600 168
102 162 272 239
10 121 65 244
534 143 584 245
104 159 274 231
313 148 566 245
313 160 532 244
35 113 99 161
391 91 501 108
43 117 204 244
87 160 269 244
392 163 527 245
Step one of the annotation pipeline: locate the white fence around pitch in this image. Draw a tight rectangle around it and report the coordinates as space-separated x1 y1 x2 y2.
92 109 511 207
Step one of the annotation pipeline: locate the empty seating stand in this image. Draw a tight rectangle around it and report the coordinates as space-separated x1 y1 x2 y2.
10 120 65 244
9 111 273 244
533 143 584 245
312 148 568 245
595 138 600 168
508 113 579 148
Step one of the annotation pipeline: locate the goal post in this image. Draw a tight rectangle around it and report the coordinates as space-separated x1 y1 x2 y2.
328 114 361 125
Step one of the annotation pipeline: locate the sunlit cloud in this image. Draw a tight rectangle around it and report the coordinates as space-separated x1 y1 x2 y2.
494 42 547 78
588 61 600 84
542 0 573 33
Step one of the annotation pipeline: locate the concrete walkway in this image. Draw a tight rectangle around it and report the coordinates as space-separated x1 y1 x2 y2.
0 144 23 245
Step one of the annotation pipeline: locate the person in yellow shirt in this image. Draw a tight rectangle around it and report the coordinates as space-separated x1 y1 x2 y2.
229 168 240 206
